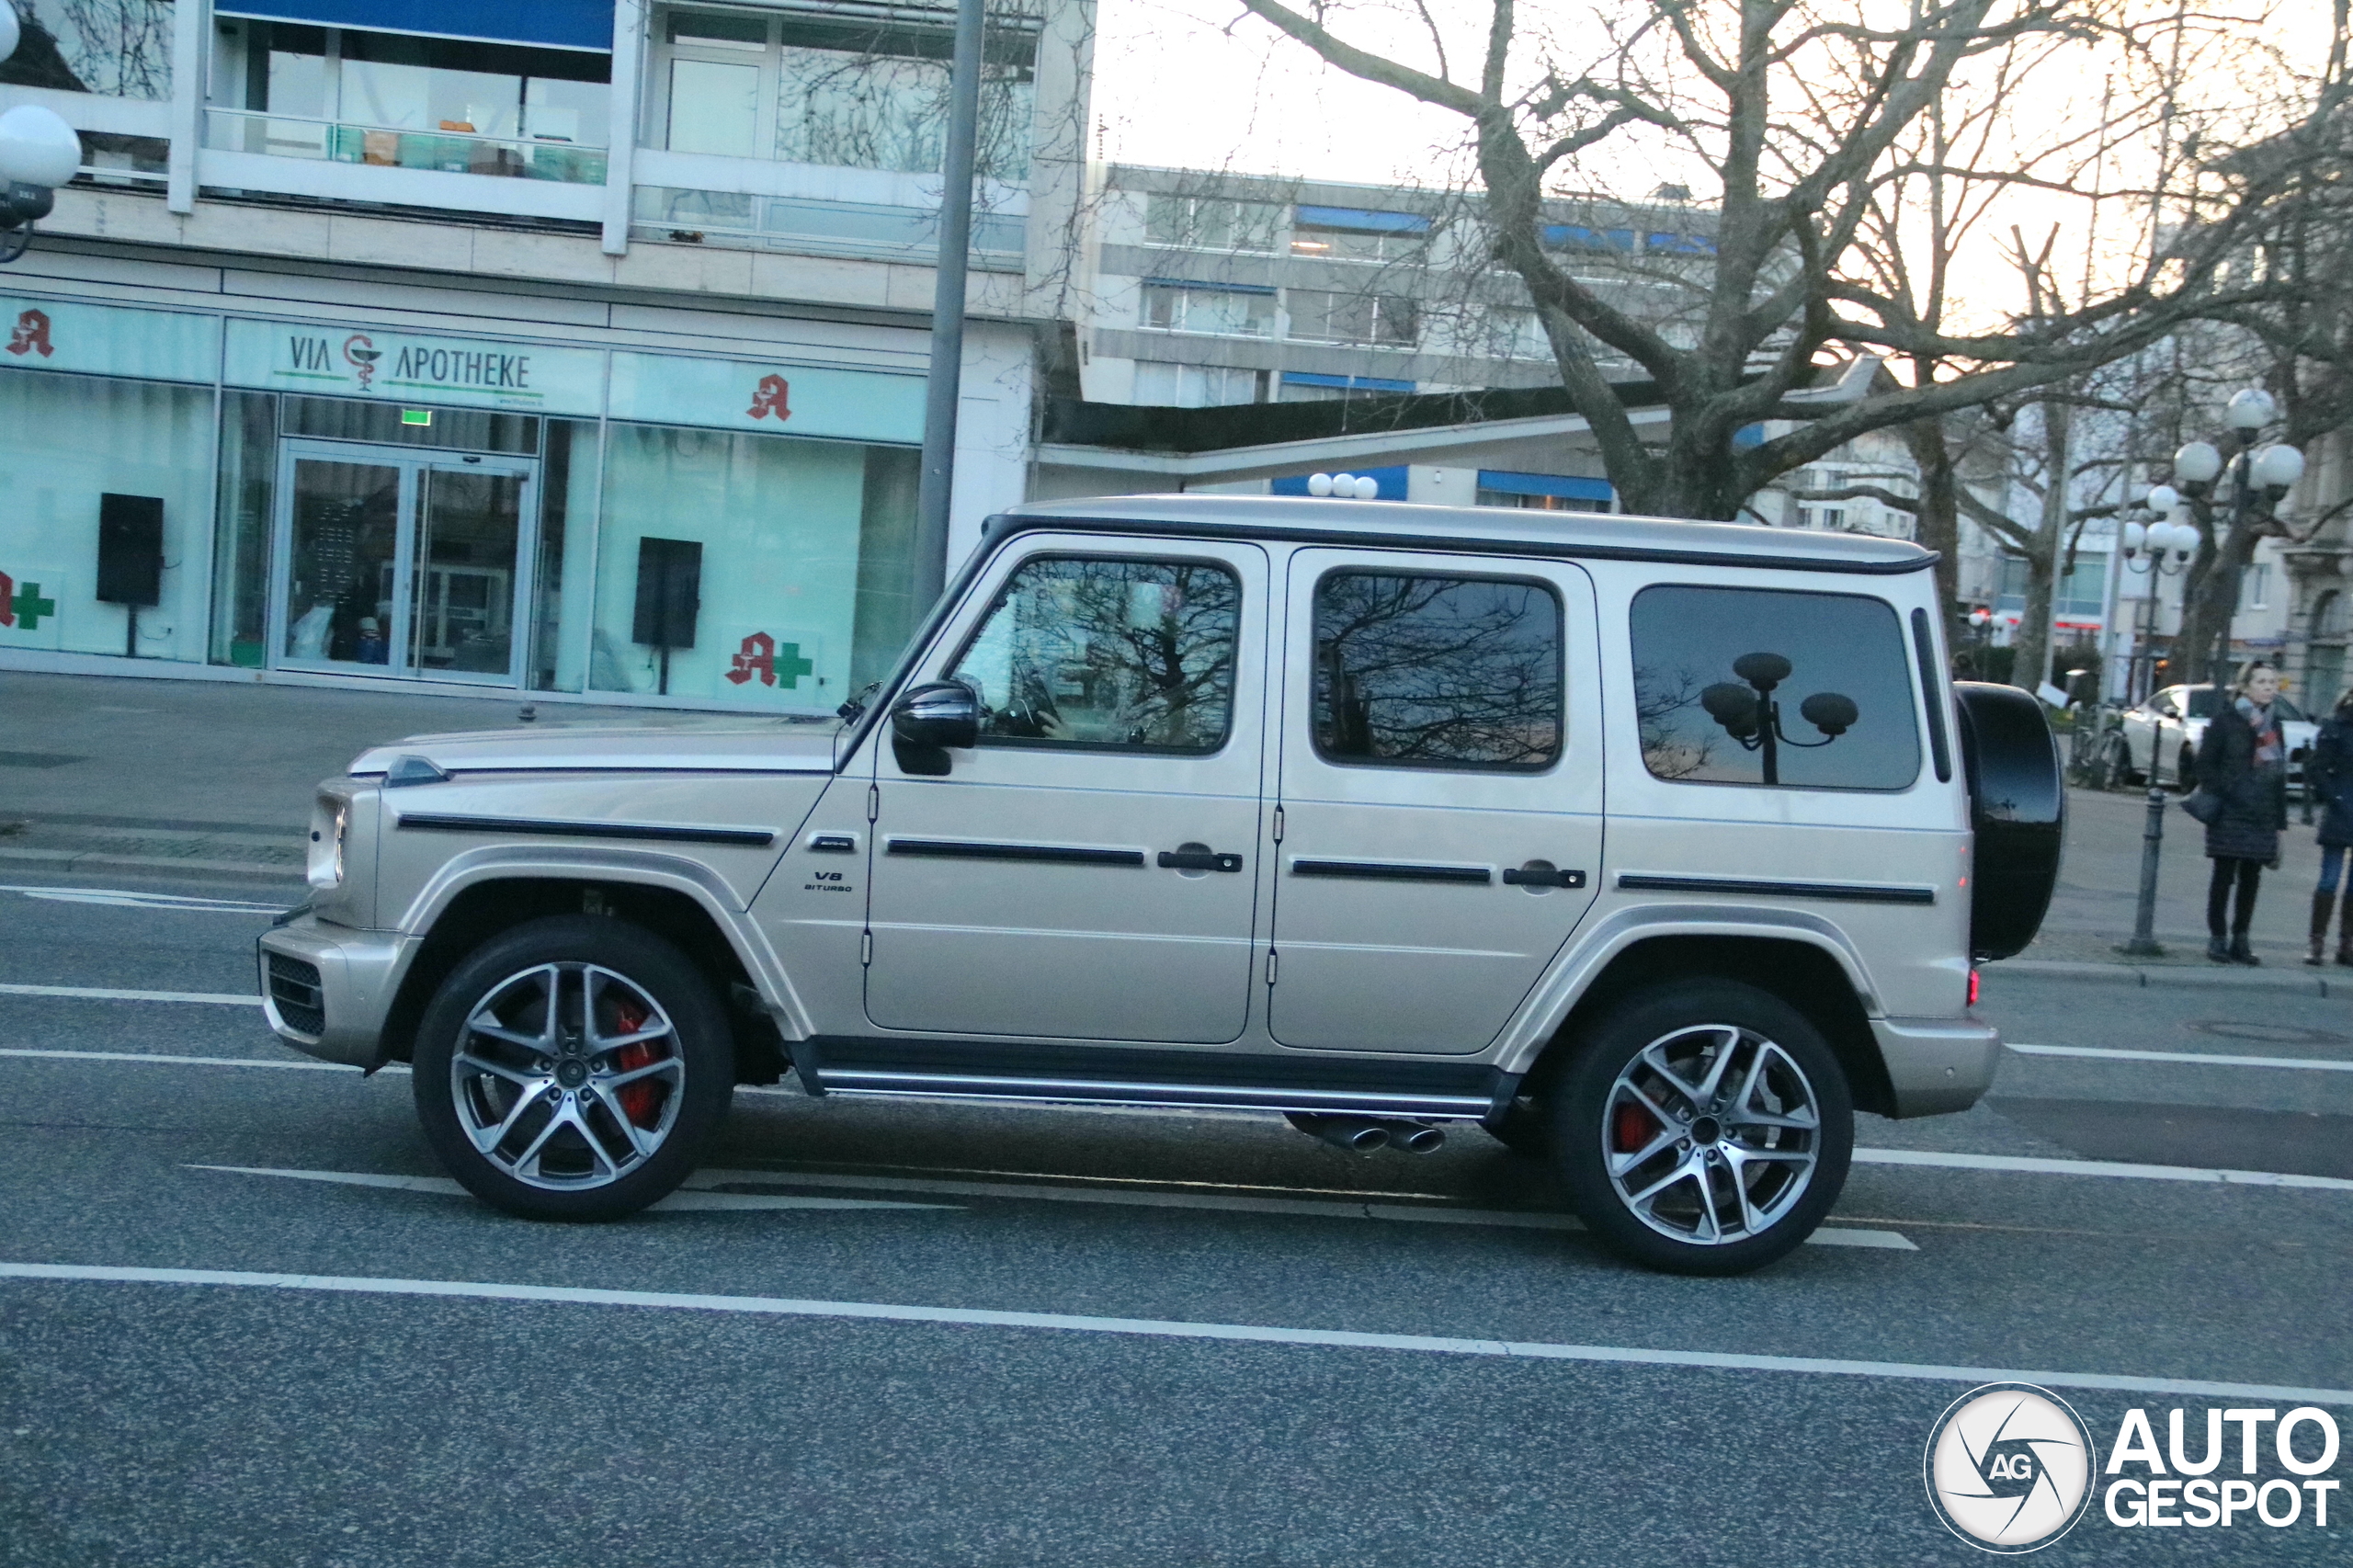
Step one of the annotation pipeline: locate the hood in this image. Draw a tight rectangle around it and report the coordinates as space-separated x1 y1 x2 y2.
347 715 844 778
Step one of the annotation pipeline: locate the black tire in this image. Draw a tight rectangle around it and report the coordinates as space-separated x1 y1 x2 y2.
412 915 733 1221
1551 980 1853 1276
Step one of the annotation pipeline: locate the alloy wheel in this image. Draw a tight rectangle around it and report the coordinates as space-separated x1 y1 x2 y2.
1599 1022 1823 1245
449 961 686 1191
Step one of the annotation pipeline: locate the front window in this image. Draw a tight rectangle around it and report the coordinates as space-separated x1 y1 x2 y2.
1141 283 1275 337
950 557 1242 754
1313 572 1563 770
1631 585 1921 790
1287 290 1419 347
1142 193 1283 252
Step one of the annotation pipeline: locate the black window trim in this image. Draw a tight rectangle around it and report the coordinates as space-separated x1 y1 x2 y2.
1307 564 1568 777
1630 582 1924 795
942 548 1248 760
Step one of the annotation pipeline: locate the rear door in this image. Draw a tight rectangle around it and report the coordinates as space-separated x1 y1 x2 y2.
1265 550 1603 1054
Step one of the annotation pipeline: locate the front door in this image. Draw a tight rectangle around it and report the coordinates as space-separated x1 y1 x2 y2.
272 440 537 684
862 540 1269 1043
1267 550 1604 1053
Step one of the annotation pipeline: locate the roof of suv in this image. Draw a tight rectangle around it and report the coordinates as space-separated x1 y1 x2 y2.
997 494 1934 575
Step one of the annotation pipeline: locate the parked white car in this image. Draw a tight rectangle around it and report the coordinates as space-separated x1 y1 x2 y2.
2110 684 2315 789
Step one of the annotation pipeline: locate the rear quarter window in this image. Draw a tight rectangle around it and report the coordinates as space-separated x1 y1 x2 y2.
1630 585 1921 790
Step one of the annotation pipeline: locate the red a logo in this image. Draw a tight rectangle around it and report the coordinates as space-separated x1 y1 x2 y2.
7 309 53 358
724 631 777 686
747 374 791 420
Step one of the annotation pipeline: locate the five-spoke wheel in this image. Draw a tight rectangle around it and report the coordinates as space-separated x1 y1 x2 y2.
413 915 732 1220
1552 980 1852 1275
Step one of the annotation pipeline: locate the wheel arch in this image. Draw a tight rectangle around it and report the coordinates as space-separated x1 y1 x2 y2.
381 866 790 1084
1512 931 1895 1119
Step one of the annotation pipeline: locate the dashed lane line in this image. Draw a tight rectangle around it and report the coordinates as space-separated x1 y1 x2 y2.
10 1047 2350 1196
0 1261 2345 1406
0 983 260 1006
2007 1041 2353 1073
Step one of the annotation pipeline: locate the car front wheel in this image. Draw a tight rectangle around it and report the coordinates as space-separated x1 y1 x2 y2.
412 915 733 1221
1552 980 1853 1276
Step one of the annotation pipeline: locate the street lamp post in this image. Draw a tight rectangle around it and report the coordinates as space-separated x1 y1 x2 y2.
0 9 84 264
2115 492 2199 958
2169 388 2309 691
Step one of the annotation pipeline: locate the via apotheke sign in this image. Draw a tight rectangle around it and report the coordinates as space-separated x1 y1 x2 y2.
2 296 220 385
224 318 605 415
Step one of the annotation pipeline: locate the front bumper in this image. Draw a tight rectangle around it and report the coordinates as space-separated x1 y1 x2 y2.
256 915 413 1069
1873 1015 2003 1118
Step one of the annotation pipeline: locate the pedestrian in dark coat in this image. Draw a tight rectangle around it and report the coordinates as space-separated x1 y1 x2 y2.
2302 687 2353 964
2192 660 2290 964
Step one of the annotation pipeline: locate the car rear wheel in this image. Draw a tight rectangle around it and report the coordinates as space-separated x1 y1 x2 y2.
412 915 733 1221
1552 981 1852 1276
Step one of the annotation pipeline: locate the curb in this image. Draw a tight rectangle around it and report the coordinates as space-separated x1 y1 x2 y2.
0 847 307 885
1998 959 2344 996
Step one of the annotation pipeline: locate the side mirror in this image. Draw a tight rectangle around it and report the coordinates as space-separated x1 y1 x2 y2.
892 680 980 774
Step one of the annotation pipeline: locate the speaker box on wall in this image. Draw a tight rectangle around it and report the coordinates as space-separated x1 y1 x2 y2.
97 494 165 608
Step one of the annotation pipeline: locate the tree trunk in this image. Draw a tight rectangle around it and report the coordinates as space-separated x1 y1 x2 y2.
2007 398 2072 696
1904 415 1965 648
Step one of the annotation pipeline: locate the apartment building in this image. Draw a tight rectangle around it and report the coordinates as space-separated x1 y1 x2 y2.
0 0 1090 712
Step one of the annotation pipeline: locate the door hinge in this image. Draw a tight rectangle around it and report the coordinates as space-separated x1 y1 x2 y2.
1271 805 1285 843
866 783 880 823
860 930 873 965
1264 949 1278 985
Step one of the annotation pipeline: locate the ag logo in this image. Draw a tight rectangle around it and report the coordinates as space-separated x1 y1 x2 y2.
1924 1382 2097 1552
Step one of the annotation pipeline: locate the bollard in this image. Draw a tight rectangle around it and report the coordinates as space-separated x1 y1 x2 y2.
2118 785 2167 957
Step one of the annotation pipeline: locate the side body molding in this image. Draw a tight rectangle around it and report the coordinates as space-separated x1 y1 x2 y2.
1490 901 1884 1078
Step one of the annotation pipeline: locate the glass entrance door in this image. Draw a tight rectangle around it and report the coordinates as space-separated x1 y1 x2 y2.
272 441 536 685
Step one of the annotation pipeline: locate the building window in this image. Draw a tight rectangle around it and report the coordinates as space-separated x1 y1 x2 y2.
1287 290 1419 347
1276 372 1412 403
1290 204 1429 263
2243 562 2271 609
1 0 174 99
1142 194 1284 253
1819 507 1845 528
1132 361 1266 407
643 5 1038 181
1140 282 1275 337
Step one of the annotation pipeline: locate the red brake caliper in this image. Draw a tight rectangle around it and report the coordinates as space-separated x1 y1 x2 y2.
1612 1099 1654 1154
609 999 662 1128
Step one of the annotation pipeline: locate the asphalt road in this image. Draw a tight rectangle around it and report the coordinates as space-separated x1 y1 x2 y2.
2 869 2349 1566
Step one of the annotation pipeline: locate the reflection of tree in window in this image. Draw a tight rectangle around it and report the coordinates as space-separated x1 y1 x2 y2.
1632 664 1715 778
1314 574 1562 767
0 1 174 98
952 560 1238 753
773 16 1036 180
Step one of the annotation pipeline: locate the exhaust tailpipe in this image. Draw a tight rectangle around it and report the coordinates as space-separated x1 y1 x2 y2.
1382 1119 1446 1153
1285 1111 1389 1153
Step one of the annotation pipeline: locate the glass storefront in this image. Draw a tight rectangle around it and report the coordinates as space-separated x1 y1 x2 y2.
4 293 931 712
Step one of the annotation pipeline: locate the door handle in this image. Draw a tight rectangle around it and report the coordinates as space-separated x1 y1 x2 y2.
1158 848 1245 873
1502 864 1587 889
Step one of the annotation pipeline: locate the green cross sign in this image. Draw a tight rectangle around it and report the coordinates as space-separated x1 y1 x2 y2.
774 642 815 689
11 582 55 631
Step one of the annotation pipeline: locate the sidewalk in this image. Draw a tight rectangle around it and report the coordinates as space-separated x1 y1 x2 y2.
5 670 2347 990
0 669 642 881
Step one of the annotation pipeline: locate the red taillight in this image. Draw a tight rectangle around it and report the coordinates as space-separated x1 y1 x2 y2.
1968 968 1981 1007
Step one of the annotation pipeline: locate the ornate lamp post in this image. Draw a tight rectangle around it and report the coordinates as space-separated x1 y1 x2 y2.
2115 487 2201 958
1699 653 1856 784
0 9 85 264
2169 389 2308 689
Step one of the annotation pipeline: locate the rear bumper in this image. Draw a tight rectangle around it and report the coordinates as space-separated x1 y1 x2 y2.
1874 1015 2002 1118
256 916 412 1069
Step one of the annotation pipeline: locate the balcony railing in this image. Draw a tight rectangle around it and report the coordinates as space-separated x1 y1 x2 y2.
202 108 608 186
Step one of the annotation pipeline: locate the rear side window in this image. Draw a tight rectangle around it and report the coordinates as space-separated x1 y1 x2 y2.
1313 571 1563 769
1630 585 1920 790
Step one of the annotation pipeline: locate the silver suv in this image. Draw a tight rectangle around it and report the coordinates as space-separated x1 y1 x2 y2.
259 497 2063 1274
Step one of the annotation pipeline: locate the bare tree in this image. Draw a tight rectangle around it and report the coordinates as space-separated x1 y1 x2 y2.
1229 0 2346 521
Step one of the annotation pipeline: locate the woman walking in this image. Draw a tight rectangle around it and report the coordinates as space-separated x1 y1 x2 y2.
2194 661 2290 964
2304 687 2353 964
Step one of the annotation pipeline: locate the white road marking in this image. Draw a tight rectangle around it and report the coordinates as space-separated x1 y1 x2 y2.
9 1048 2346 1197
1852 1147 2353 1191
2008 1041 2353 1073
0 983 260 1006
186 1165 957 1212
0 883 288 915
188 1162 1913 1249
0 1260 2343 1405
